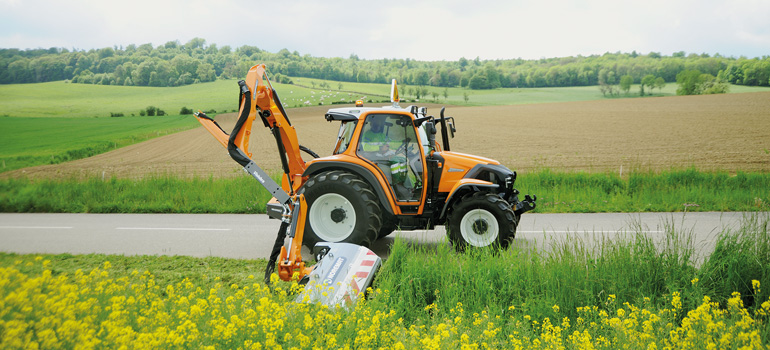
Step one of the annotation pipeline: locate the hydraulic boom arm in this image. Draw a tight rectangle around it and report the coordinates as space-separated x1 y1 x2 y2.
193 64 382 309
194 64 310 282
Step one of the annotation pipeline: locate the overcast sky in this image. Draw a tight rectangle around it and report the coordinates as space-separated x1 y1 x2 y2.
1 0 768 61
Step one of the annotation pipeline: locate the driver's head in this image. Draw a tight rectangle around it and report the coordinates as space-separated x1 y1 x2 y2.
370 117 384 133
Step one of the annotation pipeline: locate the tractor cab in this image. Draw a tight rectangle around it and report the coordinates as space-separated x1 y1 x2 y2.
324 106 426 203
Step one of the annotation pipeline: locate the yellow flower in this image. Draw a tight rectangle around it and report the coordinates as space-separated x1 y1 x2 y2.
751 280 761 294
671 291 682 310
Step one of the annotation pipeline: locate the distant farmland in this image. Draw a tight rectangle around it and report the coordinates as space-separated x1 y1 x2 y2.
3 91 769 180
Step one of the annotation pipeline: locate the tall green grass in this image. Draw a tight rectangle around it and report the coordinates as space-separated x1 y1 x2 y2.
0 175 273 213
1 169 768 213
372 213 769 324
516 168 770 212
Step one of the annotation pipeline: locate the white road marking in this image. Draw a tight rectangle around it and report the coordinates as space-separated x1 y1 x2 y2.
0 226 73 229
115 227 231 231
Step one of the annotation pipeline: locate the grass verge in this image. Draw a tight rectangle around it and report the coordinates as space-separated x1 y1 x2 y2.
0 175 272 213
1 169 768 213
1 214 768 348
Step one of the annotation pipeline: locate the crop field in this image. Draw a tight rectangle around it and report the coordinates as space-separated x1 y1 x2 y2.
1 214 768 349
3 91 769 181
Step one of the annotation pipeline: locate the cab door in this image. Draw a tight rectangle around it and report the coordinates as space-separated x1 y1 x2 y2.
357 113 425 203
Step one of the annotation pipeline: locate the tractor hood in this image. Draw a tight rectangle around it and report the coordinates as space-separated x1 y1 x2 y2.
440 151 500 167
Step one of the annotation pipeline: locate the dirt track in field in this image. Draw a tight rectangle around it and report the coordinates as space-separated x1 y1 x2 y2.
4 92 770 180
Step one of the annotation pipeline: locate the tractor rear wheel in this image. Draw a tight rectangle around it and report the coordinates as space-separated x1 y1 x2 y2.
448 192 517 250
300 170 382 249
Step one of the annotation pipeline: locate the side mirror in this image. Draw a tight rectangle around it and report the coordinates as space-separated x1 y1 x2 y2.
448 121 456 138
426 121 437 151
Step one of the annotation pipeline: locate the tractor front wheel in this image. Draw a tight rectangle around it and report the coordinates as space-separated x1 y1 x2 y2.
448 192 517 250
300 170 382 249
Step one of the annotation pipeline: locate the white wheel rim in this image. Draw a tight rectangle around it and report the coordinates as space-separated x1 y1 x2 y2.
309 193 356 242
459 209 499 247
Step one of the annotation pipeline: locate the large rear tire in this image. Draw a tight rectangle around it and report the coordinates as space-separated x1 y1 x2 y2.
300 170 382 249
448 192 517 250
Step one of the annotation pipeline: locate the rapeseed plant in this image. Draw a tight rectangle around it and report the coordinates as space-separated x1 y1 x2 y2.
1 256 768 349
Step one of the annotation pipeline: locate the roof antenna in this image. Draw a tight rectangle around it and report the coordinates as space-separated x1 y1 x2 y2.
390 79 400 108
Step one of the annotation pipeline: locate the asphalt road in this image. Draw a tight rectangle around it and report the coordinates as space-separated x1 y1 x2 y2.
0 212 758 261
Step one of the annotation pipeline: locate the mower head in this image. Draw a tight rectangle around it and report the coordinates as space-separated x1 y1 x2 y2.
296 242 382 308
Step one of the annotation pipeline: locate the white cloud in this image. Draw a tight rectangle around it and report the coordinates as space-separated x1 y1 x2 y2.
1 0 768 59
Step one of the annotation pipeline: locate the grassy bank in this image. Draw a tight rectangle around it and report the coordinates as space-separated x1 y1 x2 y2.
1 215 768 348
1 169 768 213
0 175 272 213
517 168 770 212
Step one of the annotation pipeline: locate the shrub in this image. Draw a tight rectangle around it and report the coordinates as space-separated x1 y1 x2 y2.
179 107 193 115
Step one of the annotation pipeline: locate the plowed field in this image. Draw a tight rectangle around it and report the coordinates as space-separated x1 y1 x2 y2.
5 92 770 179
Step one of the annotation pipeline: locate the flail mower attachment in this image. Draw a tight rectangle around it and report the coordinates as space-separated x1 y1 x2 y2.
193 63 381 308
297 243 382 307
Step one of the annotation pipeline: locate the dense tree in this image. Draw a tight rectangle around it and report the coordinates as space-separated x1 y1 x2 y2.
676 70 729 95
619 75 633 94
654 77 666 93
676 70 702 95
1 44 769 91
641 74 656 96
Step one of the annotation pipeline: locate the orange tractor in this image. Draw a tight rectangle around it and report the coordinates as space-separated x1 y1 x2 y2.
195 64 535 305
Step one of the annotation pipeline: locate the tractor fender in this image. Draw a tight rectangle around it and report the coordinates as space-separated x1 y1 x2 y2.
439 179 499 219
302 161 397 216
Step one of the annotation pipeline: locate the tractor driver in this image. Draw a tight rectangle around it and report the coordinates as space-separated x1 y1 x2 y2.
361 116 394 157
359 115 421 201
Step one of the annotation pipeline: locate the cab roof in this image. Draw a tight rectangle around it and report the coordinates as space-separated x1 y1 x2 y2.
324 105 416 122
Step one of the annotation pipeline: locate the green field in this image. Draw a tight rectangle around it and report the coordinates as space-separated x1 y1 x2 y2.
0 79 387 118
0 115 199 173
4 79 770 119
293 77 770 106
1 213 768 348
2 169 768 214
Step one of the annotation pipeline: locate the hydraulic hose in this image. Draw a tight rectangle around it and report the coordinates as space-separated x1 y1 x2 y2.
227 80 253 168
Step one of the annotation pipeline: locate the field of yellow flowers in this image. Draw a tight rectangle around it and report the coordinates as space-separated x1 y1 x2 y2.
0 256 770 349
2 214 769 349
1 256 768 349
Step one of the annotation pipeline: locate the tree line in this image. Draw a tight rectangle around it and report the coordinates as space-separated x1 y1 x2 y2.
2 38 769 91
